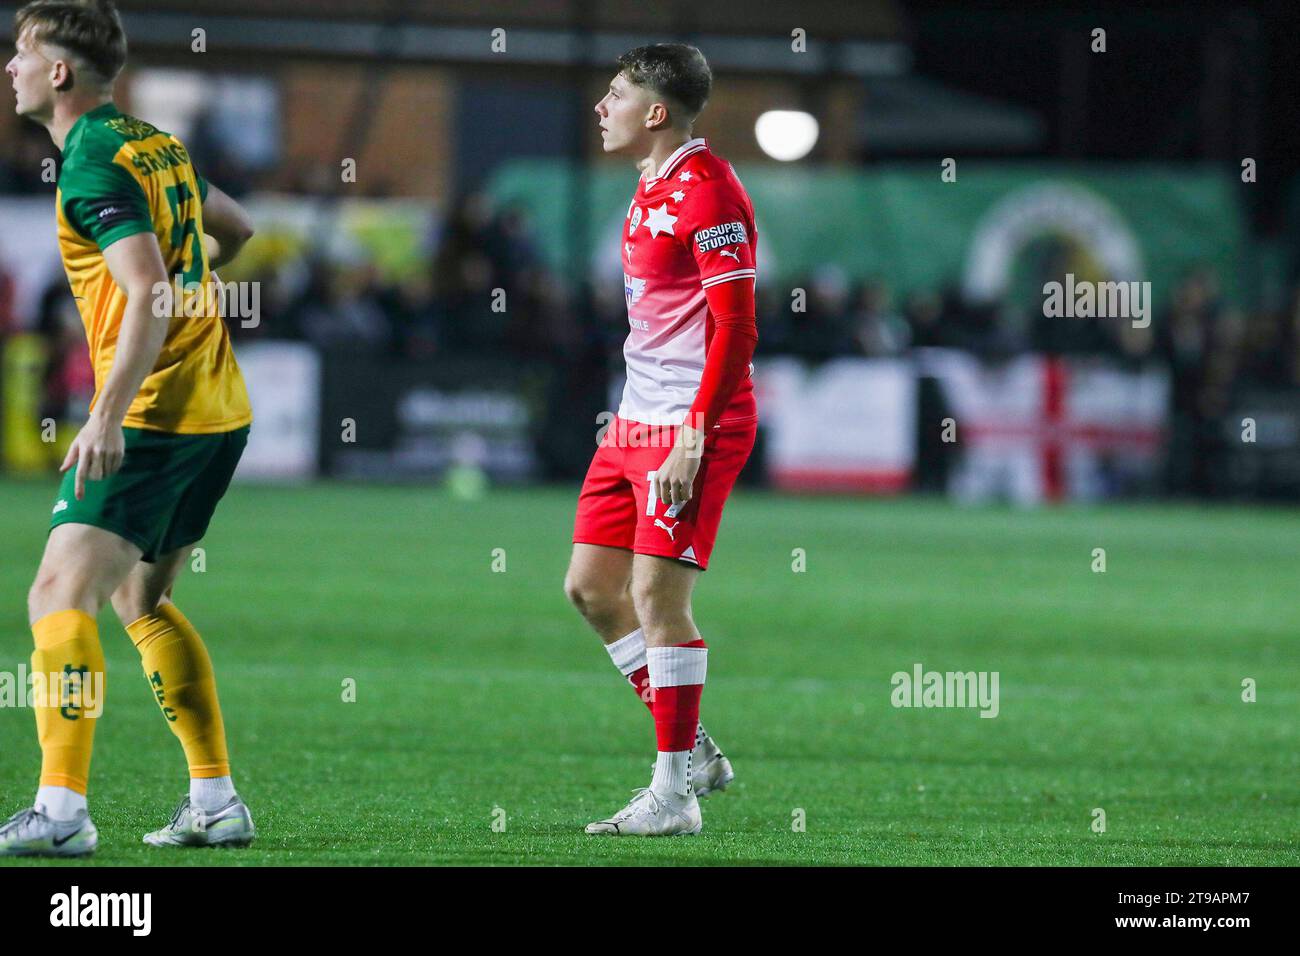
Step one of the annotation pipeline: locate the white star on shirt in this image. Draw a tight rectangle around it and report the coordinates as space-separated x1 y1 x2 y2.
624 241 633 259
642 202 677 237
678 171 692 182
670 190 686 202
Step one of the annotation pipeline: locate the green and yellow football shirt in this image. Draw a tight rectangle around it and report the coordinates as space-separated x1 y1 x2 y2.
56 102 252 434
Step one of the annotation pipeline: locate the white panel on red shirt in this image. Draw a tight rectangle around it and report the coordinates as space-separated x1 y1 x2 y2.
618 137 758 427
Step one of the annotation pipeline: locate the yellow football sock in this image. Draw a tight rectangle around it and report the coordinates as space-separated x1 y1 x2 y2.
31 609 105 795
126 602 230 779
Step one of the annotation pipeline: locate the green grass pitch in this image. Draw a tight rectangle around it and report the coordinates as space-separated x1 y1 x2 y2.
1 477 1296 866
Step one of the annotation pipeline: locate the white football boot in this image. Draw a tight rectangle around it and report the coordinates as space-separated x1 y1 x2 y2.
585 787 702 836
143 795 255 848
692 727 734 798
0 806 98 857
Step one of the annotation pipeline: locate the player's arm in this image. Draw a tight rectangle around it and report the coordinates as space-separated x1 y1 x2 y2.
199 181 255 270
653 181 759 508
654 285 758 508
61 231 172 499
57 156 172 498
684 281 758 438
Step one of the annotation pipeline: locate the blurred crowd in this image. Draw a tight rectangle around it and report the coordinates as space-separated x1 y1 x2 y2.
3 183 1299 497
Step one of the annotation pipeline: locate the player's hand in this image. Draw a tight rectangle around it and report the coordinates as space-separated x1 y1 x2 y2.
60 413 125 501
653 424 705 510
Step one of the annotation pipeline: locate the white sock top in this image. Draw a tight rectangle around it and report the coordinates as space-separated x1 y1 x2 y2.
646 644 708 688
604 627 647 676
650 750 692 797
34 785 87 822
191 776 236 812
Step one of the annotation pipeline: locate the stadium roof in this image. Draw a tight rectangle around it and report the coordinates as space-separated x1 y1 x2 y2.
0 1 910 75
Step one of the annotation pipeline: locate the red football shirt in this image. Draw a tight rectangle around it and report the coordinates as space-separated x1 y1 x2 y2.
618 137 758 429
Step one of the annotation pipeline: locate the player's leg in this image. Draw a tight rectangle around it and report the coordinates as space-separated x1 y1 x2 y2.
110 550 251 846
585 553 705 836
569 539 730 803
564 543 639 642
631 551 702 647
632 553 707 802
564 543 659 705
585 422 754 835
566 431 718 736
116 425 253 847
0 523 141 857
567 423 664 709
630 555 730 796
113 547 229 788
634 423 755 797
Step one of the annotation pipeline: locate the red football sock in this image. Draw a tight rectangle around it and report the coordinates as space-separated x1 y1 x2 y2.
647 639 707 753
626 664 654 713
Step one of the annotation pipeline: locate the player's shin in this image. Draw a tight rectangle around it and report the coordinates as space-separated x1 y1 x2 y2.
606 626 719 752
126 603 235 810
646 640 707 796
31 610 105 818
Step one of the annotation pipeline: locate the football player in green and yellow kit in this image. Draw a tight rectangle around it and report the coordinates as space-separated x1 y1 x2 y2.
2 0 257 855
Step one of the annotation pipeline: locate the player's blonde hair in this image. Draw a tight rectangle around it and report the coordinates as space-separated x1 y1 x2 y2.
15 0 127 84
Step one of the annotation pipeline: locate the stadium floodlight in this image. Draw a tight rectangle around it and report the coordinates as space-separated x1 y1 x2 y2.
754 110 819 161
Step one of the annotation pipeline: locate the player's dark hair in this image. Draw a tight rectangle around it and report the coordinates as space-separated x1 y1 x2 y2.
617 43 712 127
14 0 127 84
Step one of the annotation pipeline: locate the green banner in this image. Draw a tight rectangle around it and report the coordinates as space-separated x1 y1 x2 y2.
486 161 1247 314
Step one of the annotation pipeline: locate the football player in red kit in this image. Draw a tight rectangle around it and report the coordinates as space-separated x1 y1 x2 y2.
565 44 759 836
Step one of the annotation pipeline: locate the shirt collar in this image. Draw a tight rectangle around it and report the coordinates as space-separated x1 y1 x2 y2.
64 101 121 154
646 137 708 184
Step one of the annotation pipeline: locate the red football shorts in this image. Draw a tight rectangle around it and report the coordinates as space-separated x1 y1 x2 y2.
573 416 757 570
